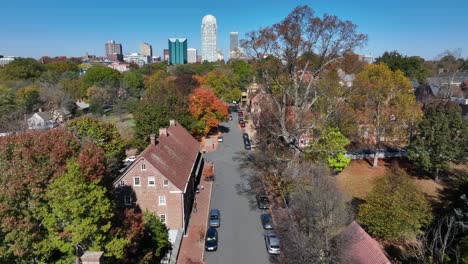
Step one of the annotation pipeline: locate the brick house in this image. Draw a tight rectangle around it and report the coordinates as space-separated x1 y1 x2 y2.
113 120 203 233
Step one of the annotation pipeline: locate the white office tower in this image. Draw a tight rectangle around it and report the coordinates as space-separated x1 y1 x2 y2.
201 14 218 62
187 48 197 64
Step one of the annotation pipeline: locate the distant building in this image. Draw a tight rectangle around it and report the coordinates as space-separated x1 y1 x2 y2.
27 112 56 130
168 38 187 65
201 14 218 62
105 40 123 62
229 32 239 59
108 62 131 73
196 55 202 63
124 53 151 67
163 49 170 61
140 43 153 57
0 56 16 67
359 54 374 64
152 56 162 63
187 48 197 64
217 49 224 61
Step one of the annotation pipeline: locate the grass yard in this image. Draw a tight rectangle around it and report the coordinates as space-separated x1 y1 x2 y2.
101 113 135 142
337 159 443 203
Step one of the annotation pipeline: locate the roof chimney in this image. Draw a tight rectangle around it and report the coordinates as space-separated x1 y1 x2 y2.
169 119 176 126
80 251 103 264
159 128 168 137
150 134 156 145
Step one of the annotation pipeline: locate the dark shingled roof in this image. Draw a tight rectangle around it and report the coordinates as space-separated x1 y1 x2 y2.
140 121 200 191
339 221 391 264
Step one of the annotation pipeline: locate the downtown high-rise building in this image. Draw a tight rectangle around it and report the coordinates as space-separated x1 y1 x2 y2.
187 48 197 64
140 43 152 57
201 14 218 62
105 40 123 61
229 32 240 59
168 38 187 65
163 49 169 61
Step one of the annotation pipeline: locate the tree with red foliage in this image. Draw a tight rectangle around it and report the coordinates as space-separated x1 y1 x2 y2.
0 130 108 261
189 88 228 135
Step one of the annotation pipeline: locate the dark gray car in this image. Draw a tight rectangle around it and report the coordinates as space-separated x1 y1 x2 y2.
209 209 220 228
265 231 280 255
261 213 273 230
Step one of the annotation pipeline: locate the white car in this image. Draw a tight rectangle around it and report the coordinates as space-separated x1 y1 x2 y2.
217 136 223 142
123 156 137 163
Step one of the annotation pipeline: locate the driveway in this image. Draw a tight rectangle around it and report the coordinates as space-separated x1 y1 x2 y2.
204 115 276 264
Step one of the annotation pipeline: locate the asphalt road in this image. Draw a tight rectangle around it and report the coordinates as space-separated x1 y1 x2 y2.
205 116 277 264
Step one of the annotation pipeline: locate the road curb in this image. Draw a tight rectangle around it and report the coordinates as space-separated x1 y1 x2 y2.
202 163 214 263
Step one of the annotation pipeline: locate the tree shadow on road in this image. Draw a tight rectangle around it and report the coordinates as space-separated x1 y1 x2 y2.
233 151 264 211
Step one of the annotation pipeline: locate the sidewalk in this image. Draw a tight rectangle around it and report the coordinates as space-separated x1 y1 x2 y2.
177 162 214 264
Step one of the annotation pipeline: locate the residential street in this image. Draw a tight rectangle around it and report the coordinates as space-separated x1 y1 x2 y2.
204 116 276 264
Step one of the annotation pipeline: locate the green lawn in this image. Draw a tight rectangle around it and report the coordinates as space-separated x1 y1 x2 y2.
101 113 135 142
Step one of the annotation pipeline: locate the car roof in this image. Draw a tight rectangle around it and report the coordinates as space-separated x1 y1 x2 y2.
210 209 220 215
207 227 217 236
261 213 272 219
267 232 280 245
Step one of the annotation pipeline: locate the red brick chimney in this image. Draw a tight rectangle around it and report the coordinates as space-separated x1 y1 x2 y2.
150 134 156 145
159 128 168 137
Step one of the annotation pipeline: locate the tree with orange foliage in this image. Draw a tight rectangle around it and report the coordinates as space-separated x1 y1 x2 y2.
189 88 228 135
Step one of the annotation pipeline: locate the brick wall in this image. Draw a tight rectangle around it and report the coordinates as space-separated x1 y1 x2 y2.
115 158 184 230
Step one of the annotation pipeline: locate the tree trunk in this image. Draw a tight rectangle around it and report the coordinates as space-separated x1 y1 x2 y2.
435 167 439 182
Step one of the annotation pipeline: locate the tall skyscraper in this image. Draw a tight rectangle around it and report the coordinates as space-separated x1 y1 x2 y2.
201 14 218 62
230 32 238 53
168 38 187 65
105 40 123 62
140 43 152 57
187 48 197 64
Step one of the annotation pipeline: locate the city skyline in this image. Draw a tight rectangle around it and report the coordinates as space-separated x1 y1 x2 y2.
1 0 468 60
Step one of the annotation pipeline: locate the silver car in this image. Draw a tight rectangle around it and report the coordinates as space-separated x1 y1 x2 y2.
209 209 220 228
265 231 281 255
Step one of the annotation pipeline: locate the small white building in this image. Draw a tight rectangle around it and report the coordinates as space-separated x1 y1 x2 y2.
27 112 56 130
108 62 130 73
0 56 16 67
52 108 72 123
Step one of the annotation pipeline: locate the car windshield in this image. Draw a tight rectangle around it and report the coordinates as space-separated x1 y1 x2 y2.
210 215 218 220
206 236 217 241
260 197 268 202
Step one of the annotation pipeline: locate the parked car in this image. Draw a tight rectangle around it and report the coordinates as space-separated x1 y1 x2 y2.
238 117 244 124
238 111 244 117
264 231 281 255
229 115 233 121
209 209 221 228
217 136 223 142
261 213 273 230
240 121 246 128
205 227 218 251
244 138 251 150
123 156 136 163
256 193 270 209
243 133 249 140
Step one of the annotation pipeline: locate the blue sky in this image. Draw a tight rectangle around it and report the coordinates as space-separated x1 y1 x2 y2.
1 0 467 60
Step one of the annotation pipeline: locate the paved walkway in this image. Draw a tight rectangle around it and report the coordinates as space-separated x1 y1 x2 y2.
177 162 214 264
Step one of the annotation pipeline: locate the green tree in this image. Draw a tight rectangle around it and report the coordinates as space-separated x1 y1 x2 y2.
0 58 46 81
16 84 42 112
407 102 467 181
375 51 431 83
133 103 170 151
460 236 468 264
205 68 240 100
358 167 432 240
140 212 171 262
39 160 127 263
351 64 422 167
306 127 351 172
123 71 144 98
229 60 253 88
0 84 16 117
81 65 121 92
224 87 242 103
67 117 126 175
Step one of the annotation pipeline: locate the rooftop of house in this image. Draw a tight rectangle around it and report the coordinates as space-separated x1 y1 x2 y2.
116 120 200 191
338 221 391 264
33 112 52 121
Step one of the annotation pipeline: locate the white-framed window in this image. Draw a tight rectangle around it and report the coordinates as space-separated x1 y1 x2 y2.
124 196 132 206
134 177 140 186
148 176 155 186
159 195 166 205
163 179 169 187
141 163 146 170
159 214 166 224
119 180 125 186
